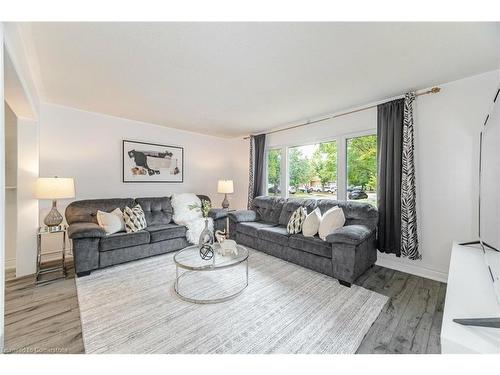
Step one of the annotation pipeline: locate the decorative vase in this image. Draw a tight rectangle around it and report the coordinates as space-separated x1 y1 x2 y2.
198 218 214 260
198 218 214 246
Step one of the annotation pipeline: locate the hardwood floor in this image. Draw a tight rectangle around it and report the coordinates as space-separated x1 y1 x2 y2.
4 262 445 354
4 262 85 354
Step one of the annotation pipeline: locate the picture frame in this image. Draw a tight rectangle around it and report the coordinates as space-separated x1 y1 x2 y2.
122 140 184 183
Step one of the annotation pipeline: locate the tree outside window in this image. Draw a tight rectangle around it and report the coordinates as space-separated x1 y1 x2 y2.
267 149 281 196
287 142 337 199
346 135 377 206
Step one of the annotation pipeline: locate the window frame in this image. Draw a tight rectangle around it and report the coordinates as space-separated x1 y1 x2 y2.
264 129 376 201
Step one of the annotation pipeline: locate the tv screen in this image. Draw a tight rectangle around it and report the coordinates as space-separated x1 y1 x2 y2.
480 87 500 302
481 90 500 251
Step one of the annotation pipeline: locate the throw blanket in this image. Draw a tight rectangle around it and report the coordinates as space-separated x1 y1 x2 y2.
171 193 214 244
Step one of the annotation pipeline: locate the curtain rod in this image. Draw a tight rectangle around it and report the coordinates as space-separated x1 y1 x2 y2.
243 87 441 140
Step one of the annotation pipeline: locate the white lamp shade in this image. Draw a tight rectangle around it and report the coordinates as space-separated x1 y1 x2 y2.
218 180 234 194
35 177 75 200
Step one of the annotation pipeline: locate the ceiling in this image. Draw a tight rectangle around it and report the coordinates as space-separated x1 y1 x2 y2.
20 22 500 138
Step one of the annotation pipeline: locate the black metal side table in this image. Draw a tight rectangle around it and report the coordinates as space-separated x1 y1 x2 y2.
36 225 67 285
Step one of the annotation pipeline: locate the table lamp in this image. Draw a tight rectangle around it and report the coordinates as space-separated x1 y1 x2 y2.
218 180 234 209
35 177 75 227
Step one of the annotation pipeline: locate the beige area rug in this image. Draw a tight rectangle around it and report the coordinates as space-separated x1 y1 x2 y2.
76 248 388 353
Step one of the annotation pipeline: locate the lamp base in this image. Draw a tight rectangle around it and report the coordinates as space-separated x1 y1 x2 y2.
44 200 63 227
221 194 230 209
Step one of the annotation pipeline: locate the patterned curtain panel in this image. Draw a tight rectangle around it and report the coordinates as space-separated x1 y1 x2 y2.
401 93 421 260
247 136 255 209
247 134 266 209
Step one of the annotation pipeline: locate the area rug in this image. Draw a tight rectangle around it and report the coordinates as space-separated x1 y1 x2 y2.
76 249 388 354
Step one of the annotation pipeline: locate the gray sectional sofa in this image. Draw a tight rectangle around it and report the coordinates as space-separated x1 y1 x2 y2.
228 196 378 287
66 195 226 277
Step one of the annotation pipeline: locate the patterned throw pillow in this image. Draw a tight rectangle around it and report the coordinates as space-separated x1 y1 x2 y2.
123 205 147 233
287 206 307 234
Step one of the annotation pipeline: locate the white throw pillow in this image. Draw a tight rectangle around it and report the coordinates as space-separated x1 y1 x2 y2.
123 205 147 233
318 206 346 240
287 206 307 234
302 207 322 237
96 208 125 235
171 193 202 225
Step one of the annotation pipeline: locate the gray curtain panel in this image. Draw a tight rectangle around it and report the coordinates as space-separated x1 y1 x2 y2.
247 134 266 209
401 93 420 260
377 98 404 256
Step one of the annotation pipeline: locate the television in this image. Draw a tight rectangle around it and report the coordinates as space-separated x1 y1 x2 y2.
454 86 500 329
480 85 500 304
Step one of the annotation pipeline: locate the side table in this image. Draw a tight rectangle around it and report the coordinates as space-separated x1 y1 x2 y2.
209 208 236 235
36 225 67 285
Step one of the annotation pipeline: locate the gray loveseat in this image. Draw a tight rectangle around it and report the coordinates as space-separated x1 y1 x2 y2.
66 195 226 277
228 196 378 287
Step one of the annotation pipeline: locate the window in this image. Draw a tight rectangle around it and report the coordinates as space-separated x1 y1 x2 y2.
288 141 337 199
346 134 377 206
266 148 281 196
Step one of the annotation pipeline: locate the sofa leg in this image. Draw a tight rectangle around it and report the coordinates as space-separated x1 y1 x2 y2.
339 280 352 288
77 271 91 278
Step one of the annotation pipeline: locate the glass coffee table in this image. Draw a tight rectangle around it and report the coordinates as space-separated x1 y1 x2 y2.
173 243 249 304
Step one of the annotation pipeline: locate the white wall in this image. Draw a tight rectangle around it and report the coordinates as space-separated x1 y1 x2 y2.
16 118 39 276
39 103 249 219
267 70 500 282
3 23 40 117
1 21 6 353
4 102 17 269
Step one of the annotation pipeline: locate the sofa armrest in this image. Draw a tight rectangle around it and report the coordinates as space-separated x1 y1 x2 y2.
68 222 106 239
208 208 228 220
325 225 373 246
228 210 257 223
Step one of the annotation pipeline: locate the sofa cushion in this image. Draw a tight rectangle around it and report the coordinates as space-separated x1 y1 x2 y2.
99 230 150 252
237 221 276 237
251 196 286 224
258 226 290 245
289 234 333 258
278 198 318 226
146 224 187 243
135 197 173 226
316 199 378 230
65 198 135 225
325 225 373 246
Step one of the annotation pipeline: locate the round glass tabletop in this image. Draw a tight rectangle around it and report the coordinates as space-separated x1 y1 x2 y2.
174 243 249 271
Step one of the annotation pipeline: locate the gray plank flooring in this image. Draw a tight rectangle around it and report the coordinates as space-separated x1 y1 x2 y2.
4 261 445 354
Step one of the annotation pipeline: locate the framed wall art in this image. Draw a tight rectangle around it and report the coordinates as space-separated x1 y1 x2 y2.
122 140 184 183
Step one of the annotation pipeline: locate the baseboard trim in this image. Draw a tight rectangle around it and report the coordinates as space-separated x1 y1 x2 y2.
376 254 448 283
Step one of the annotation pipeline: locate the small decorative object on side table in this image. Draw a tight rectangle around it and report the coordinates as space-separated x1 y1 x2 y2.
36 225 68 285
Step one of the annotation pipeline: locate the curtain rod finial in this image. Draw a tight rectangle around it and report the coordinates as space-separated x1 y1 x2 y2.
430 87 441 94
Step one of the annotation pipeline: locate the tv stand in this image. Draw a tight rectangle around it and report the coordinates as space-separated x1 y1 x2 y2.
441 242 500 353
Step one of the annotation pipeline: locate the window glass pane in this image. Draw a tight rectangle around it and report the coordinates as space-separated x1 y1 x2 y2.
267 149 281 196
288 141 337 200
346 134 377 206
